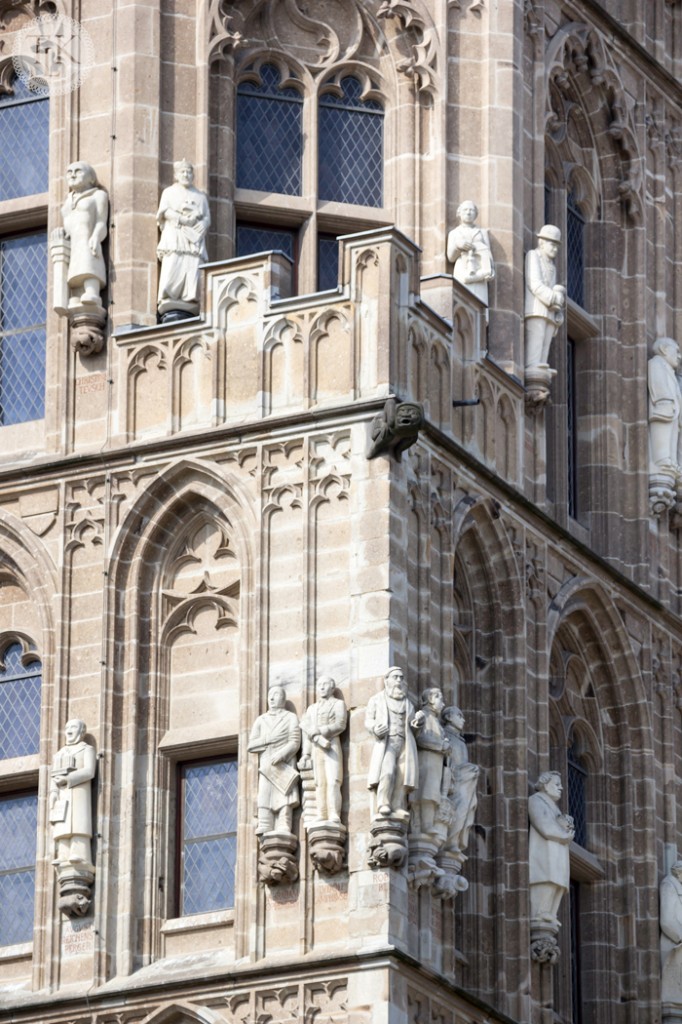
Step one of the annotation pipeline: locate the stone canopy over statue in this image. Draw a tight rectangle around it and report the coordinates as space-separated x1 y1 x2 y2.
156 159 210 322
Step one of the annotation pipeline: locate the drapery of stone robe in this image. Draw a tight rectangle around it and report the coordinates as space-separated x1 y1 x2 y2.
648 354 681 423
365 691 419 793
300 696 347 776
661 872 682 1003
528 790 572 891
248 708 301 813
49 740 96 840
156 183 210 304
62 188 108 287
414 709 447 805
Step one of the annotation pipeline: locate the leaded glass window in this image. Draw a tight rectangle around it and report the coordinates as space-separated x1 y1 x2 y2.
0 791 37 946
236 223 296 264
179 758 237 916
567 739 587 847
0 642 41 759
317 234 339 291
566 191 585 307
318 77 383 207
0 231 47 425
0 74 48 202
236 65 303 196
567 337 578 520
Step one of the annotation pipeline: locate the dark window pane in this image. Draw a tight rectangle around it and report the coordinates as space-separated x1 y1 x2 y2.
567 337 577 520
567 741 587 847
566 192 585 307
319 77 383 207
236 224 296 264
0 232 47 426
180 759 237 916
0 78 48 201
0 643 41 759
237 65 302 196
317 234 339 291
0 792 37 946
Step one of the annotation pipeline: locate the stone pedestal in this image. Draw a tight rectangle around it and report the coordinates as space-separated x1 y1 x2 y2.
650 469 677 517
56 862 95 918
257 831 299 885
530 919 561 964
308 822 346 874
524 365 557 413
368 816 409 870
662 1005 682 1024
69 308 106 356
433 849 469 900
407 835 442 889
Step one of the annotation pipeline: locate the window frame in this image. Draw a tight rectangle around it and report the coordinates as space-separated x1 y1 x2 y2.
174 753 238 920
0 785 38 949
233 55 391 295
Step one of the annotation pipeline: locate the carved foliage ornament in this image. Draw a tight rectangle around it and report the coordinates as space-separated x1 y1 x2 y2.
209 0 441 98
545 23 643 221
0 0 56 28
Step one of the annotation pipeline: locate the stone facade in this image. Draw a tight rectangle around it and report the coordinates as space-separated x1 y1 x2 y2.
0 3 681 1024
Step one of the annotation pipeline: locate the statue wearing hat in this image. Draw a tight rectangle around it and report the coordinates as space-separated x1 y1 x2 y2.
156 159 210 322
524 225 566 370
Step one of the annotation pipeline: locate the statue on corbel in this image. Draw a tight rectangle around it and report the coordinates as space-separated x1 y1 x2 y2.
524 225 566 411
298 676 348 874
248 686 301 884
408 693 479 897
365 666 424 869
528 770 574 963
156 159 210 323
51 162 109 356
50 719 97 917
648 337 682 519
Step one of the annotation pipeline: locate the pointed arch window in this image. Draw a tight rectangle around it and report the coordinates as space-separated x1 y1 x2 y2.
0 640 41 759
318 76 383 207
236 64 303 196
567 737 587 847
0 790 37 945
0 71 48 202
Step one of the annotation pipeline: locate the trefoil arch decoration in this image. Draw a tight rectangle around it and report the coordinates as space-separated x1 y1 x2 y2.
544 22 643 221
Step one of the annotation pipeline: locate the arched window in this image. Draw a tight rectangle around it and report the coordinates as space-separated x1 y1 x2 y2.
566 190 585 308
318 76 384 207
0 231 48 426
0 72 48 202
0 638 41 947
233 57 387 295
0 640 41 759
236 64 303 196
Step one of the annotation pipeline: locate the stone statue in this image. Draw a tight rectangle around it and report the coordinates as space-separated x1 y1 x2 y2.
649 338 682 473
51 162 109 355
49 719 97 916
440 705 480 853
446 200 494 304
298 676 347 823
524 225 566 369
412 688 449 838
60 162 108 308
529 770 574 962
366 666 422 818
661 861 682 1006
248 686 301 835
156 159 210 321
